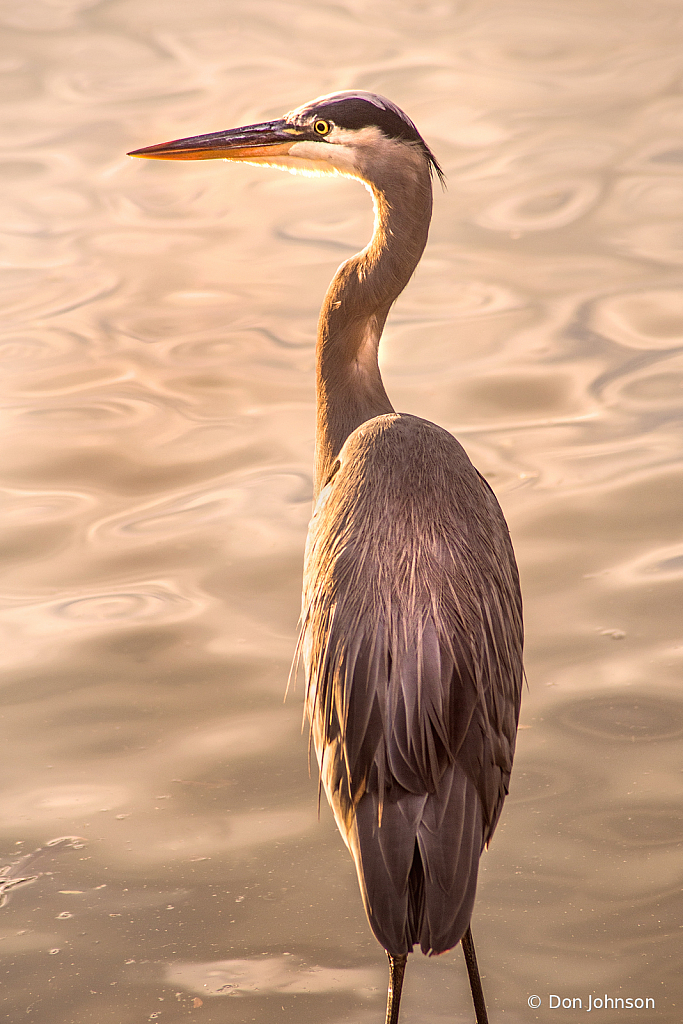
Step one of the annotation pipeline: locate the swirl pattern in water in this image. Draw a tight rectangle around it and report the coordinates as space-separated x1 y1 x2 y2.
0 0 681 1021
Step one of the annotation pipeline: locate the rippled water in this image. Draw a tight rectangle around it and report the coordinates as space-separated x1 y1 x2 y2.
1 1 682 1021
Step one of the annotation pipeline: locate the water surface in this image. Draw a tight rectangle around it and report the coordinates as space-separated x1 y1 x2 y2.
1 1 682 1021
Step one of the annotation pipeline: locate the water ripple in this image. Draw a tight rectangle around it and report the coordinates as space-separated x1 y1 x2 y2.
276 212 367 251
90 470 311 540
567 802 683 850
0 581 199 635
614 221 683 266
614 542 683 584
589 288 683 349
8 395 160 428
2 2 681 1014
90 230 207 258
476 176 601 232
0 326 90 366
55 591 186 623
167 955 380 998
394 276 528 322
0 488 94 523
599 352 683 414
0 785 128 826
0 268 119 323
550 692 683 743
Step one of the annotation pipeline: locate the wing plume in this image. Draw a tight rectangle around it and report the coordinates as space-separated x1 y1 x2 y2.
298 413 523 955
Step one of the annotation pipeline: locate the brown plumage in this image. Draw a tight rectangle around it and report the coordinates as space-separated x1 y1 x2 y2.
301 413 522 958
129 89 523 1024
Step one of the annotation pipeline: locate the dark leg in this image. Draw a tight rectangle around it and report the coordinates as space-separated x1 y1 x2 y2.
385 952 407 1024
461 926 489 1024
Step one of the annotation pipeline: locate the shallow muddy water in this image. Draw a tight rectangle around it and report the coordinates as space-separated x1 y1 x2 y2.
0 0 682 1021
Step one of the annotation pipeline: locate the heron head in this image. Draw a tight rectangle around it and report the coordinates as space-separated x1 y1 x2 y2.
128 90 444 185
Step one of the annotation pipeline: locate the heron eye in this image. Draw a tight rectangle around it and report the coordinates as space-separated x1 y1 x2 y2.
314 119 331 136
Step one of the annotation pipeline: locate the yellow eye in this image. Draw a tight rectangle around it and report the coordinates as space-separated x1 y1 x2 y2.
314 119 331 136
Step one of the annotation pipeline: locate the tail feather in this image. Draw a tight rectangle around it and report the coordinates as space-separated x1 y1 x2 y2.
347 762 483 957
417 765 483 954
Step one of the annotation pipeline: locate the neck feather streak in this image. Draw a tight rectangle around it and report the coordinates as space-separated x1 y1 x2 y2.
314 156 433 496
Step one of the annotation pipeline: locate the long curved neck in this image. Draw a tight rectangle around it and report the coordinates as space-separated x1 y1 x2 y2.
314 156 433 497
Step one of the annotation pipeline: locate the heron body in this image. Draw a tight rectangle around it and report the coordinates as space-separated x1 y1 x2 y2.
302 411 521 959
130 90 523 1023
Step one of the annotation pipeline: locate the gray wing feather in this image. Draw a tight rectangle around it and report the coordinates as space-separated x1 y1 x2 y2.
299 413 523 956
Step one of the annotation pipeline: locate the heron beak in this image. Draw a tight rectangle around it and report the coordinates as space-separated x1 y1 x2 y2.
127 119 303 161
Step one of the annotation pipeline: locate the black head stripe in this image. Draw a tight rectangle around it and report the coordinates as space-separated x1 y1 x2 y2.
291 91 445 183
313 98 421 143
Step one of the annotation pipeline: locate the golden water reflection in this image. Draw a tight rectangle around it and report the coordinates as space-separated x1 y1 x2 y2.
1 0 681 1021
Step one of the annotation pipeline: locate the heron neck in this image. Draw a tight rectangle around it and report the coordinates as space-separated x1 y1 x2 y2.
314 159 433 496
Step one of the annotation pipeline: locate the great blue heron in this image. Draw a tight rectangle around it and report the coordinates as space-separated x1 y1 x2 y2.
129 90 523 1024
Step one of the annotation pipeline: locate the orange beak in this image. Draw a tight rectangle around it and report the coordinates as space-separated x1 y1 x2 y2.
128 119 303 162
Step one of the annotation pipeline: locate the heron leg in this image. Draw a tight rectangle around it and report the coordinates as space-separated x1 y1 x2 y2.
385 952 407 1024
461 926 489 1024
